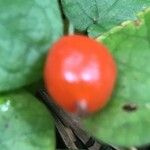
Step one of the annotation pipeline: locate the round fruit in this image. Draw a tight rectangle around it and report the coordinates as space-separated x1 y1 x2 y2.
44 35 117 114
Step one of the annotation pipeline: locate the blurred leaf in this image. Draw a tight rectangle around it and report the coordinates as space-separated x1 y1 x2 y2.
83 9 150 147
24 79 44 94
0 90 55 150
0 0 63 92
61 0 150 37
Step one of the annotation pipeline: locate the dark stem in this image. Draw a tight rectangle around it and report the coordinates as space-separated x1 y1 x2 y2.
36 89 119 150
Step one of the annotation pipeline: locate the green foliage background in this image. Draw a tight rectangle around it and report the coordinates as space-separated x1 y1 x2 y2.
0 0 150 149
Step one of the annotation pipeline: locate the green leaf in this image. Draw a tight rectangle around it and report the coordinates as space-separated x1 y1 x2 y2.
83 9 150 147
0 90 55 150
24 79 44 94
0 0 63 92
61 0 150 37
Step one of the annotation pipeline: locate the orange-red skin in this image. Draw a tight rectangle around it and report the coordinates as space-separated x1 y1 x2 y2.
44 35 117 113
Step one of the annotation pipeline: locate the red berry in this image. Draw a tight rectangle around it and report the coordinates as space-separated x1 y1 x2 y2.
44 35 117 114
